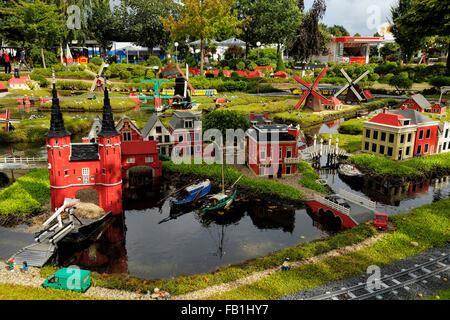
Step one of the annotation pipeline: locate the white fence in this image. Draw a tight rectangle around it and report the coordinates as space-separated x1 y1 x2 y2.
0 157 47 164
314 195 351 215
339 189 376 209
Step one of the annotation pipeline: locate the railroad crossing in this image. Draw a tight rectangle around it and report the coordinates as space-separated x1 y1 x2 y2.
9 198 80 267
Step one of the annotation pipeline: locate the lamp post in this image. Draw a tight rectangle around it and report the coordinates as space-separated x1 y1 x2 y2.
256 41 261 59
174 42 179 62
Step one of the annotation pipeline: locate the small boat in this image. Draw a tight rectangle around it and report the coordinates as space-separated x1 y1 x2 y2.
338 164 363 177
201 186 238 214
171 179 212 206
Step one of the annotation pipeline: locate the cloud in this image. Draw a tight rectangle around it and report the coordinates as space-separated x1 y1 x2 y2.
305 0 397 36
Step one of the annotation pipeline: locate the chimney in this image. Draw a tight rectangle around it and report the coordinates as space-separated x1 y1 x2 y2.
264 111 269 119
250 112 255 119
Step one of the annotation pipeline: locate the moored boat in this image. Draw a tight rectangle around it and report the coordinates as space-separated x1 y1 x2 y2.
171 179 212 206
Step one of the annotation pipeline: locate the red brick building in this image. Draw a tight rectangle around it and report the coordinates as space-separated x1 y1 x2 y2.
400 94 431 113
115 116 143 142
46 80 123 215
169 112 202 158
247 124 300 177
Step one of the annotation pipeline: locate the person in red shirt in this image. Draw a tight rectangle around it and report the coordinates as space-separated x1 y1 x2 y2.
1 50 11 74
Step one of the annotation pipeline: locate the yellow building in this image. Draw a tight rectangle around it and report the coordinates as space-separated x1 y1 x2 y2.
362 111 417 161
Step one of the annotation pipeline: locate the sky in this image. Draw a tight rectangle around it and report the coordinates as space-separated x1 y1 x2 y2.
304 0 397 36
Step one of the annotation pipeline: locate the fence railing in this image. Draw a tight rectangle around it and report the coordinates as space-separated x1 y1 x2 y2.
339 189 377 209
0 157 47 164
314 195 351 215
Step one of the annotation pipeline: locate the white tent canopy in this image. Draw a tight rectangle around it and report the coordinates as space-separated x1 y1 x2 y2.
217 38 245 47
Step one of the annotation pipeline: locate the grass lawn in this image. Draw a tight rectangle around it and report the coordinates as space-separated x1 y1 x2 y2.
0 169 50 216
163 162 303 200
349 153 450 179
425 287 450 300
206 197 450 299
0 283 98 300
298 161 328 193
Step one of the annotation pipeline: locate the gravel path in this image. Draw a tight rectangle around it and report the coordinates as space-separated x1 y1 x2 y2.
0 264 161 300
173 232 388 300
279 244 450 300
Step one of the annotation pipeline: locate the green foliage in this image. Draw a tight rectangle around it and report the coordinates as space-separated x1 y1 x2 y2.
0 283 98 300
429 76 450 89
338 118 365 135
0 169 50 216
29 48 58 68
0 74 12 81
349 153 450 179
389 71 413 93
29 74 50 88
256 57 271 67
146 55 162 68
298 162 328 193
275 53 286 72
202 110 250 136
236 61 245 71
90 57 103 66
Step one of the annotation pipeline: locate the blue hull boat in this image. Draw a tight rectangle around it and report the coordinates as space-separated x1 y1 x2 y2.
171 180 212 206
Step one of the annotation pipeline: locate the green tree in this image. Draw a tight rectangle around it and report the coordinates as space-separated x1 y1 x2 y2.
202 110 250 137
235 0 302 58
288 0 327 62
86 0 120 58
389 71 413 94
326 25 350 37
380 42 400 61
395 0 450 74
1 0 65 68
354 33 361 37
162 0 242 76
390 0 422 63
118 0 176 53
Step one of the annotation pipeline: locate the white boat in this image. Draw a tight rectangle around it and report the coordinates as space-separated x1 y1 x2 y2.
338 164 363 177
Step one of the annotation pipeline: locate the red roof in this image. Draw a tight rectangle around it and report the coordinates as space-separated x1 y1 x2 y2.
0 82 7 92
121 141 157 155
236 71 247 77
255 66 273 72
326 97 342 105
331 37 385 43
7 76 30 84
369 113 406 127
246 71 263 78
274 71 289 79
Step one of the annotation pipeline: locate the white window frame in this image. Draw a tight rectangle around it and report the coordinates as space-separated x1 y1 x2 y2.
127 158 135 164
145 157 153 163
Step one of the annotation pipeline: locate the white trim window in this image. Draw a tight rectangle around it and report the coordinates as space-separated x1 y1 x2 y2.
127 158 135 164
260 146 266 161
145 157 153 163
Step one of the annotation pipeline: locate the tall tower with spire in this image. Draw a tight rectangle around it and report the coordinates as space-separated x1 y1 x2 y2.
46 70 72 211
97 78 122 214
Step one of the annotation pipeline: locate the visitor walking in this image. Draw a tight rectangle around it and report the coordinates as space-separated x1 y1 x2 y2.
18 48 32 72
1 50 11 74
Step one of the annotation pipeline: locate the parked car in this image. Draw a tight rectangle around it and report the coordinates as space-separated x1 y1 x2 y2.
42 267 91 293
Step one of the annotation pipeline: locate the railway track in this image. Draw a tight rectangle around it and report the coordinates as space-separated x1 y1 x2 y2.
306 253 449 300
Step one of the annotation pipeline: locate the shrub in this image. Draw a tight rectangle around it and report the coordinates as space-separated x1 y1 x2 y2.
256 57 271 66
29 74 50 88
146 55 162 68
224 80 247 91
298 162 328 193
380 73 395 84
91 56 103 66
369 73 380 82
0 74 12 81
275 54 286 72
429 76 450 89
52 64 65 72
236 61 245 71
389 72 413 93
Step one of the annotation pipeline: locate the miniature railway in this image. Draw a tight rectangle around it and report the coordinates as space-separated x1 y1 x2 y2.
305 252 450 300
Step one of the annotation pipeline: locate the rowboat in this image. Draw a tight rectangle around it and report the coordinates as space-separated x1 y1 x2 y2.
171 179 212 206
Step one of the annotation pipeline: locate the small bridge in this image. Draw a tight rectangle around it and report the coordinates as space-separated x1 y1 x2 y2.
0 157 47 170
308 189 377 228
300 134 349 162
9 199 79 267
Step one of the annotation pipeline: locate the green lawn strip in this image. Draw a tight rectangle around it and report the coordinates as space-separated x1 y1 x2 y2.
206 198 450 300
425 287 450 300
0 169 50 216
41 98 136 112
319 133 363 154
338 118 366 135
41 223 376 296
0 282 99 300
298 161 328 193
0 116 93 144
163 162 303 200
349 153 450 179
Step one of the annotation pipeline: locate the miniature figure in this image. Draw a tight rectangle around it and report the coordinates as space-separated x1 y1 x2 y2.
281 258 290 271
7 258 15 271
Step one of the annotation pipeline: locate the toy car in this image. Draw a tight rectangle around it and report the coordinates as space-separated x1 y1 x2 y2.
373 213 388 230
42 267 91 293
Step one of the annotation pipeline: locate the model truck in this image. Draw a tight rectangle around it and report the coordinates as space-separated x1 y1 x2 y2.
42 268 91 293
